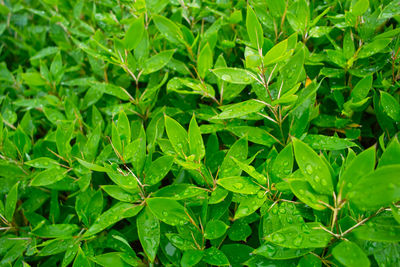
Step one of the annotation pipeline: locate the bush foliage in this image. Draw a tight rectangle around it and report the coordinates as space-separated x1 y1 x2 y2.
1 0 400 266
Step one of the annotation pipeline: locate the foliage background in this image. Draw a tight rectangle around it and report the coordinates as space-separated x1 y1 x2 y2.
1 0 400 266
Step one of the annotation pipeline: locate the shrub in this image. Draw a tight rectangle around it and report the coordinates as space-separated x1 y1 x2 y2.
1 0 400 266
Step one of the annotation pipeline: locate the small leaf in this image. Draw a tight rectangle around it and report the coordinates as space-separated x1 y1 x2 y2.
332 241 370 267
203 247 230 266
217 176 260 194
380 91 400 121
213 100 265 120
165 116 189 158
188 115 205 161
143 50 175 75
181 250 204 267
265 222 332 249
204 220 229 239
212 68 255 84
219 137 248 178
30 168 66 187
146 198 189 226
353 217 400 242
137 207 160 262
358 38 391 58
145 155 174 185
246 5 264 49
378 137 400 168
263 39 288 66
350 0 369 16
73 248 91 267
101 185 137 202
33 224 79 238
5 182 18 222
339 146 375 197
197 43 213 79
232 157 267 184
303 135 357 150
153 15 185 44
349 165 400 210
289 180 329 210
293 138 333 195
84 203 143 236
125 15 144 50
351 75 373 102
254 243 311 260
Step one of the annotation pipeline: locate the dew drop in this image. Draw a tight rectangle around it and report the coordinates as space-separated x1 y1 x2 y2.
293 235 303 247
264 244 276 256
321 179 327 186
283 161 289 167
233 183 244 190
305 164 313 174
257 191 265 199
162 211 168 217
271 233 285 243
314 175 321 183
221 74 231 81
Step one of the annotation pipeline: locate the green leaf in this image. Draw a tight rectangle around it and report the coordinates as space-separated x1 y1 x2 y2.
350 0 369 16
153 15 185 44
212 100 265 120
101 185 137 202
246 5 263 49
143 50 175 75
188 115 205 161
332 241 370 267
204 220 229 239
349 165 400 210
265 222 332 249
125 15 145 50
289 180 329 210
353 217 400 242
254 243 312 260
343 30 355 60
30 167 66 187
339 146 375 197
92 252 131 267
165 116 189 158
76 158 109 172
378 137 400 168
5 182 18 222
351 75 373 102
271 143 294 182
84 203 143 236
217 176 260 194
358 38 391 58
137 207 160 262
203 247 230 266
380 91 400 121
219 137 248 178
232 157 266 184
212 68 255 84
197 43 213 79
146 198 189 226
303 135 357 150
73 248 91 267
33 224 79 238
293 138 333 195
145 155 174 185
153 184 205 200
181 250 204 267
117 110 131 145
263 39 288 66
234 193 266 219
